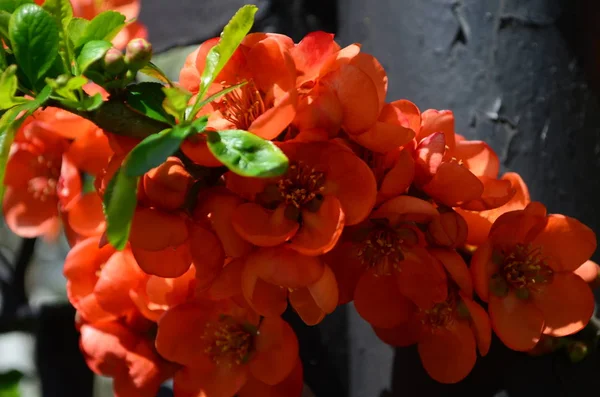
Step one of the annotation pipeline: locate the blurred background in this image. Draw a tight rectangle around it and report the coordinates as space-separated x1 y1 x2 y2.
1 0 600 396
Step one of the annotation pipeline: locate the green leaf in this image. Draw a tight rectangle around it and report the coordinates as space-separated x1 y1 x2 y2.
46 74 86 101
188 5 257 119
67 17 88 48
9 4 59 87
0 65 26 109
123 120 205 177
42 0 74 72
78 92 103 110
77 39 111 75
138 62 174 86
103 167 138 250
0 370 23 397
162 86 191 121
0 44 6 71
0 0 32 13
206 129 288 177
0 105 28 200
75 10 125 50
0 10 10 41
126 82 175 125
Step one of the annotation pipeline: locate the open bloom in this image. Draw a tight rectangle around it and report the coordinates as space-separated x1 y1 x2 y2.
324 196 447 327
228 141 376 256
3 120 76 239
471 202 597 351
374 250 491 383
180 33 297 165
64 237 146 322
80 318 175 397
156 300 300 397
290 32 388 140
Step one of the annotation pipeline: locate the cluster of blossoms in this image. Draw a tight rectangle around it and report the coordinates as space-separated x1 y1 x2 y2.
3 20 600 397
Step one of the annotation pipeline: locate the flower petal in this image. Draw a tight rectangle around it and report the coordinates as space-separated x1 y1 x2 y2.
233 203 299 247
429 248 473 297
529 214 597 272
250 317 299 385
288 195 345 255
132 242 192 278
417 321 476 384
239 358 303 397
354 269 414 328
470 241 496 302
488 292 544 351
532 272 595 337
460 294 492 356
67 193 105 237
129 208 188 251
188 224 226 291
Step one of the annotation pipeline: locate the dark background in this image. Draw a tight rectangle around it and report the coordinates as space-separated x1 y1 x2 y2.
4 0 600 396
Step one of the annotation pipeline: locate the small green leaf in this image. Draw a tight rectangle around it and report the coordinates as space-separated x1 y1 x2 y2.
0 370 23 397
123 121 204 177
188 5 257 119
0 0 32 13
206 129 288 177
0 10 10 41
42 0 74 72
0 44 6 71
9 4 59 87
162 86 191 121
59 91 103 111
75 10 125 50
138 62 174 86
46 74 86 101
0 65 26 109
126 82 175 124
67 17 88 48
0 105 28 200
103 167 138 250
77 39 111 75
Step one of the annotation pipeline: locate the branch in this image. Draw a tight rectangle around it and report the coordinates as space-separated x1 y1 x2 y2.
47 96 171 139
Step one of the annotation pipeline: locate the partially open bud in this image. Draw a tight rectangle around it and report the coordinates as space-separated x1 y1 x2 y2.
143 157 192 210
125 38 152 70
426 209 468 248
103 48 126 75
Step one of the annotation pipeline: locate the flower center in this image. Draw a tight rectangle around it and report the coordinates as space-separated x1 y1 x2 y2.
420 293 456 331
277 161 326 210
217 80 266 130
202 316 254 366
27 155 60 201
357 227 404 275
499 243 554 291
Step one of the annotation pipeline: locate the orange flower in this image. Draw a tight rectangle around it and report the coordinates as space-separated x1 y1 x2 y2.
79 319 176 397
156 300 300 397
241 246 338 325
290 33 387 138
130 265 196 322
180 33 297 165
64 237 146 322
574 260 600 289
471 202 597 351
413 111 515 209
324 196 447 327
456 172 530 246
374 251 491 383
3 120 75 239
228 141 376 255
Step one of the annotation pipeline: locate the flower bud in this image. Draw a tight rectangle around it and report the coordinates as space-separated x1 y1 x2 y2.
125 38 152 70
143 157 192 210
426 210 468 248
567 341 589 363
103 48 126 75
